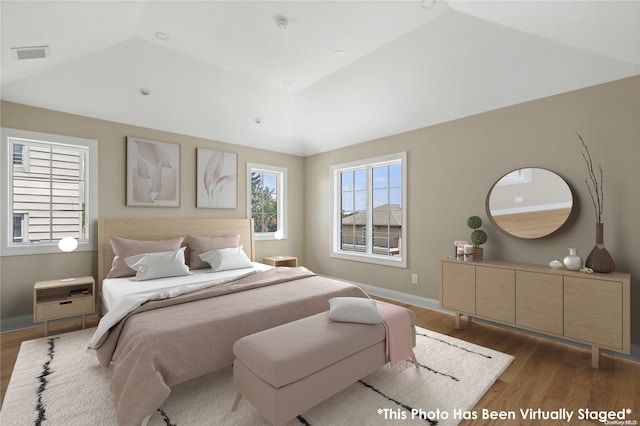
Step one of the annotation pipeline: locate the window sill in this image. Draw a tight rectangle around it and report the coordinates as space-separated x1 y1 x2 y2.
330 251 406 268
254 234 287 242
1 242 95 257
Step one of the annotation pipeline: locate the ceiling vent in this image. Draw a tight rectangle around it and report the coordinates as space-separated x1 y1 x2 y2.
11 45 49 60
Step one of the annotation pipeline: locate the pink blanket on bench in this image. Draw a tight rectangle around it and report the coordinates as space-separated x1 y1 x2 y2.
376 301 414 372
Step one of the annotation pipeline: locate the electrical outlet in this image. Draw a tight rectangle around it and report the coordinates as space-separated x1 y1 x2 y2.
411 274 419 285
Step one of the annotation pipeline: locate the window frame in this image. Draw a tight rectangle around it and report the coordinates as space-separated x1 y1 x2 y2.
12 142 28 171
330 152 407 268
246 162 287 241
496 168 532 186
1 128 98 256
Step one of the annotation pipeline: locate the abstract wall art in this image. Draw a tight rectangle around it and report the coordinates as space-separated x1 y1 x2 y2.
126 137 180 207
196 148 237 209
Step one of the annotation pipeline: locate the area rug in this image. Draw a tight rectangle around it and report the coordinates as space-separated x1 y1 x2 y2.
1 326 513 426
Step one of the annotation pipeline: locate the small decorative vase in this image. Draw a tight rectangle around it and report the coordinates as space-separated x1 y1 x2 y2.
563 248 582 271
585 223 615 273
548 260 563 270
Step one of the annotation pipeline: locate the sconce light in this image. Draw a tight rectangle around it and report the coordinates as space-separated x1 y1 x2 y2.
58 237 78 281
274 230 284 240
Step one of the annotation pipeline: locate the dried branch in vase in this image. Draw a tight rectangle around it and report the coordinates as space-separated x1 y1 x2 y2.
577 133 604 223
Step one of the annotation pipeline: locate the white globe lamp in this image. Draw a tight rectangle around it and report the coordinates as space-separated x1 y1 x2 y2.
58 237 78 281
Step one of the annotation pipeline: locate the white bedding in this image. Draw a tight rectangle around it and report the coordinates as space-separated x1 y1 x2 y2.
102 262 272 310
89 262 272 349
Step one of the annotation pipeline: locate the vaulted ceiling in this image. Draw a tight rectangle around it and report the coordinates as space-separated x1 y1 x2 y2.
1 1 638 156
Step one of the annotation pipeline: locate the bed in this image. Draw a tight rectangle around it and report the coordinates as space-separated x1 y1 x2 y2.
91 218 371 426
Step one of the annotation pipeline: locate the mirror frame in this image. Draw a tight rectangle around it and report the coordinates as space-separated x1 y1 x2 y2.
486 167 573 239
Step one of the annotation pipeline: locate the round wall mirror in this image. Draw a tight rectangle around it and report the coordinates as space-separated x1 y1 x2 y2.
486 168 573 239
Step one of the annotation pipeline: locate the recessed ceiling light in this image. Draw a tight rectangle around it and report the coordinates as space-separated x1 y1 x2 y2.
140 87 151 96
283 81 293 87
155 32 169 41
335 50 346 58
274 16 288 30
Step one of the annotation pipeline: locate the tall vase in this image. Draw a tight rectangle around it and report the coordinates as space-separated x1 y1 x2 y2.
585 223 615 273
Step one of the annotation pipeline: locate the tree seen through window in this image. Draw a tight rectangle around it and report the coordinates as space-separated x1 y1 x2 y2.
251 171 278 233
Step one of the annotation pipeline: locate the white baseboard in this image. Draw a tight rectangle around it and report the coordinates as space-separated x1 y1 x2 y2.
325 276 640 364
355 282 444 312
0 314 35 333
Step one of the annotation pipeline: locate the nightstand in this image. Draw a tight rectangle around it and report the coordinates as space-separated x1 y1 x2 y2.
262 256 298 267
33 276 95 336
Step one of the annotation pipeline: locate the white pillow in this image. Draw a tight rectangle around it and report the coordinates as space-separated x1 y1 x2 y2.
199 246 253 272
328 297 384 324
124 247 192 281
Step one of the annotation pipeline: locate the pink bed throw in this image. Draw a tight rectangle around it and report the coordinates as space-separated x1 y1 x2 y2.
376 301 415 372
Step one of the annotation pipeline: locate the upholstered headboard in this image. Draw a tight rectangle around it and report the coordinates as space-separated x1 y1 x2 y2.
97 218 255 290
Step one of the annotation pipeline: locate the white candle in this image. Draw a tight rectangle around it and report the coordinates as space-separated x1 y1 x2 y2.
464 244 474 262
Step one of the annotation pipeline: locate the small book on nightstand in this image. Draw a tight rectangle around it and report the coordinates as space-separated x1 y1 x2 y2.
68 289 91 298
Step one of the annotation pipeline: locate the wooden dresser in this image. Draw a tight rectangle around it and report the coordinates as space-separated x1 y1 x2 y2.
440 258 630 368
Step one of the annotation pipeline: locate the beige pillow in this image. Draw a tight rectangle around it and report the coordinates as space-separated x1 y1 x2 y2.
107 236 184 278
187 234 240 269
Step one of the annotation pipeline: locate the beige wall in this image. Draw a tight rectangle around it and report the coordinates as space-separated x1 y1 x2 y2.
304 76 640 344
0 101 305 328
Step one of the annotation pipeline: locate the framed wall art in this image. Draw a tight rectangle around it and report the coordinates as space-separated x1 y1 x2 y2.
196 148 237 208
126 137 180 207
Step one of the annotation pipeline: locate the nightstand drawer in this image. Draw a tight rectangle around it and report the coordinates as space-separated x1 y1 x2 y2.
35 297 93 322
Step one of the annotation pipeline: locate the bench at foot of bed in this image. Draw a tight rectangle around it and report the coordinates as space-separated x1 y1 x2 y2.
231 302 417 425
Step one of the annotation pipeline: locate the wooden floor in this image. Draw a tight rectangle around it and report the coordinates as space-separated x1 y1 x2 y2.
492 208 571 239
2 304 639 425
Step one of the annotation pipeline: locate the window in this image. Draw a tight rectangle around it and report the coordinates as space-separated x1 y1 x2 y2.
13 143 25 166
1 128 98 256
247 163 287 240
331 152 406 267
13 213 25 242
496 168 532 186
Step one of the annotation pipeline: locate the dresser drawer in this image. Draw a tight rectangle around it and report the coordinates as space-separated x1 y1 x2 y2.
441 261 476 314
515 271 563 335
564 277 623 349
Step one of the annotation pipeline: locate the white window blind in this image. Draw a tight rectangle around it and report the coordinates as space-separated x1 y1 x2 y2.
1 128 98 256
